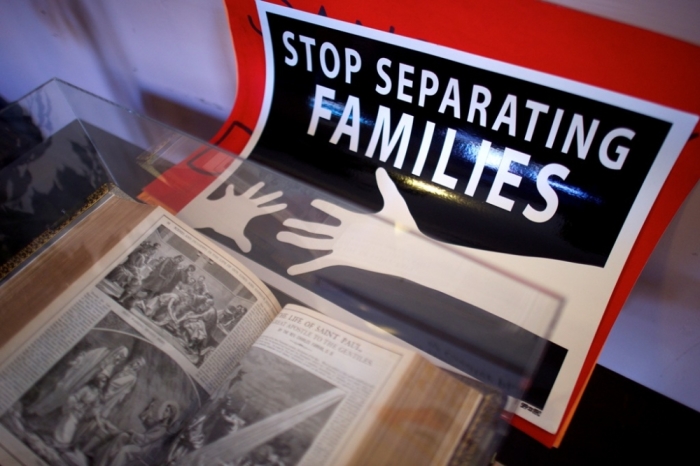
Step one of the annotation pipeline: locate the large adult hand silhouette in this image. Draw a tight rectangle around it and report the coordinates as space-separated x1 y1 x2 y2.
277 167 428 276
182 181 286 253
276 167 551 335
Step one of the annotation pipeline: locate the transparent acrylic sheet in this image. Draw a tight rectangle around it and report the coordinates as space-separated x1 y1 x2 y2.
1 79 563 424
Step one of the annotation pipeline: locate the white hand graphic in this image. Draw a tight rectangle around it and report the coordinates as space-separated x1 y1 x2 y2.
182 182 286 253
277 167 426 276
276 167 552 335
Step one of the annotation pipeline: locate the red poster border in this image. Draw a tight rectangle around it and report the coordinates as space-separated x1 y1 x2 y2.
142 0 700 447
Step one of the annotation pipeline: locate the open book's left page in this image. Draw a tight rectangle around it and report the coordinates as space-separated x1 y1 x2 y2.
0 195 281 466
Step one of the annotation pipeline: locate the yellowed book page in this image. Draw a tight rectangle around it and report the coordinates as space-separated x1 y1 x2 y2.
0 197 282 466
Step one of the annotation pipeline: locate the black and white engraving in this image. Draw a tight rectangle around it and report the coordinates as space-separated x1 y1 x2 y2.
0 312 205 466
97 225 255 366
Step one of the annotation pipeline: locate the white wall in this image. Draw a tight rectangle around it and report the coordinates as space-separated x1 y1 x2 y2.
547 0 700 46
598 184 700 411
545 0 700 412
0 0 236 140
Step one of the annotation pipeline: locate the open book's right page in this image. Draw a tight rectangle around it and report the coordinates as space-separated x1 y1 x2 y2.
175 305 483 466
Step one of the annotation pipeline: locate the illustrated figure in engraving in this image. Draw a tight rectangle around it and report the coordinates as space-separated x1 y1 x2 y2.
106 252 142 289
101 356 145 417
193 276 209 296
119 254 184 308
181 181 287 253
166 367 246 464
78 357 147 454
220 397 246 435
210 366 245 402
165 412 207 465
166 264 197 296
141 255 184 297
142 278 193 322
102 244 151 308
52 376 107 449
178 286 209 319
177 298 217 355
28 346 129 417
94 347 130 384
141 241 161 260
97 399 180 466
148 293 185 329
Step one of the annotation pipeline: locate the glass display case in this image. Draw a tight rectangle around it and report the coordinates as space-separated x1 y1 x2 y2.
0 79 563 464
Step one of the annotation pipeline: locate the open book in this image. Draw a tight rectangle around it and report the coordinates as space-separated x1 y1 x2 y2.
0 192 501 466
141 1 698 445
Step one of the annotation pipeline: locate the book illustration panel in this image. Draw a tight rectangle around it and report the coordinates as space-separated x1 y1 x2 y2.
97 224 257 367
0 312 205 466
171 346 344 466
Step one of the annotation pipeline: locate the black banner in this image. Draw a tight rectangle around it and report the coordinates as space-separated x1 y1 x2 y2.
250 12 672 267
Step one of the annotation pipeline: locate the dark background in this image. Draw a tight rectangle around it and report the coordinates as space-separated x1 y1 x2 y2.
497 365 698 465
